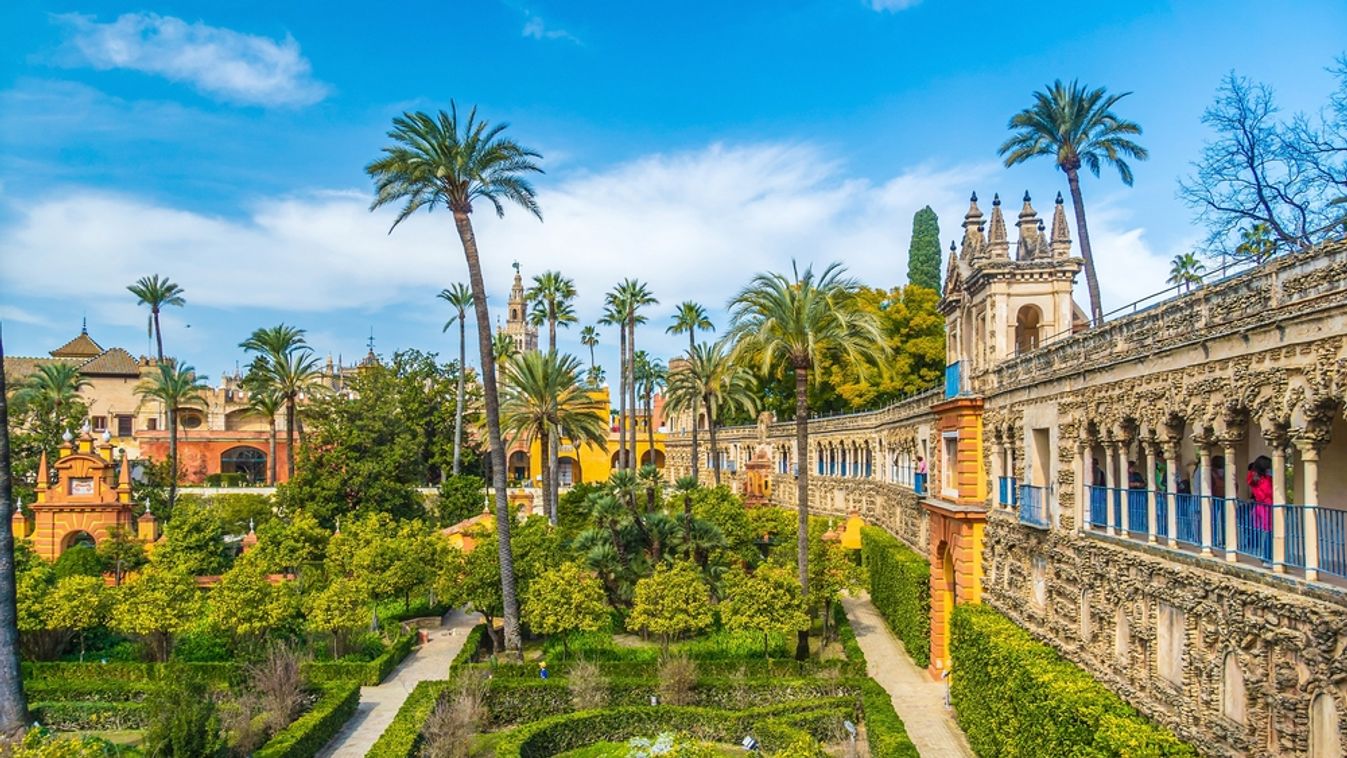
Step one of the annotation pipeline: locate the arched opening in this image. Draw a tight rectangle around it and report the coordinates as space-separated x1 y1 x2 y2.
1014 304 1043 354
557 456 581 487
508 451 530 483
639 449 665 469
1310 692 1341 758
220 446 267 483
1222 651 1246 724
224 408 269 432
177 408 205 430
61 530 96 553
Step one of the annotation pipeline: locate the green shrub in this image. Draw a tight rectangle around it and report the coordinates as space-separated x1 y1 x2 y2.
437 474 487 527
254 681 361 758
951 605 1196 757
11 728 127 757
860 526 930 667
143 678 226 757
485 658 862 680
53 544 104 579
364 623 486 757
304 632 416 686
24 678 153 702
22 660 245 688
172 628 233 662
857 678 919 757
29 701 148 731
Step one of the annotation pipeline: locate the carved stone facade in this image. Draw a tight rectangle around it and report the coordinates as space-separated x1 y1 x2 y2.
665 216 1347 754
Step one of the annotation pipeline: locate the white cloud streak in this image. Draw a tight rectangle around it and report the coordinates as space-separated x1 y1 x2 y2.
522 16 580 44
866 0 923 12
54 12 329 107
0 142 1178 361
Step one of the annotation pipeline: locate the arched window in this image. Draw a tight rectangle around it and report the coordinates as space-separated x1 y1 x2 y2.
220 446 267 483
1310 693 1341 758
1015 304 1043 354
1222 652 1246 725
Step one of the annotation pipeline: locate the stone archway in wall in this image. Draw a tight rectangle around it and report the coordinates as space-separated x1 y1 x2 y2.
924 500 986 678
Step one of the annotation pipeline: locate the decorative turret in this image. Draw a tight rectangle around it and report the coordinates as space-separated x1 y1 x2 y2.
1015 192 1041 260
1050 192 1072 258
241 518 258 553
137 502 159 542
960 192 985 258
116 452 133 504
986 194 1009 259
35 451 50 502
10 498 29 540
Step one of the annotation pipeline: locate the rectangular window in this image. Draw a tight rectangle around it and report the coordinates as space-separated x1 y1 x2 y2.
116 415 133 437
147 418 158 431
942 432 959 498
91 416 107 431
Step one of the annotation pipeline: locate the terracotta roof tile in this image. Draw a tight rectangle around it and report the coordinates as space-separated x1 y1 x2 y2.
50 332 104 359
79 348 141 377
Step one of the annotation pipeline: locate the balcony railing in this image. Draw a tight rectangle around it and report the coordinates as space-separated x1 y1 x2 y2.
1088 485 1109 528
944 361 962 399
998 476 1018 508
914 473 927 496
1018 484 1048 529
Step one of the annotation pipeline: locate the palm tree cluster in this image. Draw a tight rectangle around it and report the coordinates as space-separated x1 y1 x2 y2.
135 363 208 509
239 325 323 482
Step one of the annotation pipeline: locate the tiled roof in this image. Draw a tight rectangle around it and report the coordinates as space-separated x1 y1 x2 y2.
3 356 82 382
50 331 104 358
79 348 141 377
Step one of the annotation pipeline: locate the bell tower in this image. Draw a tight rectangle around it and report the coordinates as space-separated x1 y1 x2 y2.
499 261 539 354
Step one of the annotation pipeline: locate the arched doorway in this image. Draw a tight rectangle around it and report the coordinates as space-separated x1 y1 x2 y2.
61 530 96 553
1014 304 1042 354
508 451 530 484
221 446 267 483
558 456 581 487
640 449 666 469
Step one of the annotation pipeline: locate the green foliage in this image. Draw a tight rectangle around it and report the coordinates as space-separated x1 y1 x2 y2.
52 545 102 580
143 678 226 757
208 492 275 534
254 681 361 758
27 701 147 731
44 575 108 656
305 577 369 655
523 562 610 651
719 565 809 658
304 633 417 687
907 205 942 292
252 509 329 575
951 604 1195 757
95 526 146 584
860 526 930 667
108 564 203 661
154 495 231 575
436 473 486 526
12 727 125 757
208 552 299 641
627 562 713 649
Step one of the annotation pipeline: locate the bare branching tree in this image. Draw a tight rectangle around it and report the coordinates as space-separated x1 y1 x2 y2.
1181 58 1347 259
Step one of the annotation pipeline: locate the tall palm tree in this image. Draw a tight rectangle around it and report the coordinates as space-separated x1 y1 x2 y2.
667 301 713 480
0 328 31 733
1167 252 1207 293
633 350 666 469
580 325 599 376
127 274 185 363
246 388 283 485
439 283 475 476
999 80 1148 326
599 302 626 469
494 333 519 365
366 103 542 653
499 351 608 525
135 363 208 509
607 280 656 471
728 262 885 660
15 363 90 431
240 325 319 481
526 271 578 518
586 365 606 388
664 341 757 486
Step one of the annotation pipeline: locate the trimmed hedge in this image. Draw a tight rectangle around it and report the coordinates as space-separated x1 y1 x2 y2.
255 681 362 758
860 526 931 667
306 632 417 687
30 701 147 730
857 678 919 757
21 660 244 687
951 605 1196 757
364 622 485 758
23 678 154 702
486 658 862 680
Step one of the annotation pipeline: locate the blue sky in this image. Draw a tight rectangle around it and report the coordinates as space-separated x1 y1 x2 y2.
2 0 1345 384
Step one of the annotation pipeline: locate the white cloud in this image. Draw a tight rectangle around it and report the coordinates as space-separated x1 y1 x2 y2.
0 142 1179 362
866 0 923 11
0 305 49 327
54 12 328 107
522 16 580 44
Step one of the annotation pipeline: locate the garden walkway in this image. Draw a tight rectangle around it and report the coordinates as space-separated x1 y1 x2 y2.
317 609 481 757
840 594 974 758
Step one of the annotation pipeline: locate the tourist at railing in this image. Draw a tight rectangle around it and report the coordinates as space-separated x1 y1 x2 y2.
1210 455 1226 498
1248 455 1273 541
915 455 927 495
1127 460 1145 490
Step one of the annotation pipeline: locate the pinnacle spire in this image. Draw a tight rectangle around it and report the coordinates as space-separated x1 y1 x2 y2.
986 193 1009 258
1050 193 1072 257
1015 191 1040 260
960 192 985 258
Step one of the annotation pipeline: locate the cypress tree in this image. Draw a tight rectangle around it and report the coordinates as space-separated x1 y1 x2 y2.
907 206 942 293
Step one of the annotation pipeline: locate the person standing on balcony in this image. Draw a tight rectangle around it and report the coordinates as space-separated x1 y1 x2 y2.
1248 456 1273 533
1093 458 1106 487
1127 461 1146 489
1210 456 1226 498
915 455 927 494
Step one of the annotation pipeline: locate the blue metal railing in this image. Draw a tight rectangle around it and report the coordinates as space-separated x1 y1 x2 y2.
1087 485 1109 528
1112 488 1124 530
1126 489 1149 535
1285 505 1305 569
944 362 961 399
1316 506 1347 579
1210 497 1227 550
914 473 927 496
1175 493 1202 546
1234 500 1271 563
998 477 1018 508
1156 493 1170 539
1018 484 1048 528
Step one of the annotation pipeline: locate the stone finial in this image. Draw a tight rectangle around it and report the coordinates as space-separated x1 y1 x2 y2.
960 192 985 258
137 501 159 541
1050 191 1072 257
241 519 258 552
986 193 1009 258
1015 191 1041 260
36 452 49 494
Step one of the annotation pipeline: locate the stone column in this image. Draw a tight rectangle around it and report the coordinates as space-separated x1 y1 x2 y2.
991 441 1004 507
1075 439 1087 533
1269 430 1288 572
1164 442 1179 548
1197 440 1214 556
1223 440 1239 563
1105 441 1119 536
1145 441 1159 544
1082 441 1095 531
1297 438 1321 582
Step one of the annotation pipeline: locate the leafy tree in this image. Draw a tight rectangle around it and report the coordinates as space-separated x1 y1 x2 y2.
439 282 475 476
135 362 208 508
907 206 942 292
817 286 944 410
728 262 884 659
627 562 712 653
126 274 185 363
802 523 865 642
306 577 368 657
208 493 273 536
110 565 203 661
1167 252 1207 292
522 562 608 656
16 555 63 661
143 678 225 757
208 554 297 645
664 341 757 485
437 474 487 527
252 509 329 577
1181 61 1347 258
154 496 230 576
45 574 107 661
719 565 809 659
1000 80 1148 325
97 526 147 586
13 363 90 435
499 351 609 525
367 103 543 654
436 537 503 652
53 544 102 579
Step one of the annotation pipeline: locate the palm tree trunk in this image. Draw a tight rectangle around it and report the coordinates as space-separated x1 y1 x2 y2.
453 210 521 654
708 405 721 486
688 332 699 482
628 319 638 472
285 399 297 481
540 427 554 526
168 406 178 509
454 315 466 476
1066 168 1104 326
0 330 31 734
267 418 277 486
618 323 628 472
793 364 810 661
646 390 655 473
153 307 164 363
547 316 558 524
